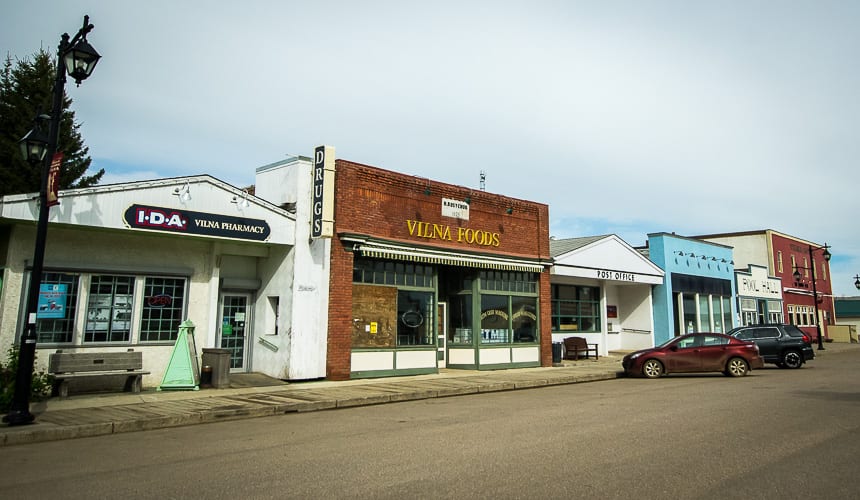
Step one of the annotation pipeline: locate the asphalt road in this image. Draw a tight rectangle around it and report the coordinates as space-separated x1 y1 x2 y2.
2 350 858 500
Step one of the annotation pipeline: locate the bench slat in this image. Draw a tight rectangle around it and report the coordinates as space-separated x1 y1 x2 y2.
49 352 143 373
53 370 150 379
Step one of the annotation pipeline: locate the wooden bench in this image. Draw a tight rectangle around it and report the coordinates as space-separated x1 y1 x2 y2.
563 337 599 361
49 349 150 398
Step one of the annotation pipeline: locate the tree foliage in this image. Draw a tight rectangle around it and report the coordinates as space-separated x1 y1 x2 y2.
0 49 104 197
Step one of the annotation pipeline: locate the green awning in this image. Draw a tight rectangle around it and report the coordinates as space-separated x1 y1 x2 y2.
357 243 546 273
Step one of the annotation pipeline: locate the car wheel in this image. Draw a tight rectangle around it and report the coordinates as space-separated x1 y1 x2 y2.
642 359 664 379
726 357 749 377
782 350 803 369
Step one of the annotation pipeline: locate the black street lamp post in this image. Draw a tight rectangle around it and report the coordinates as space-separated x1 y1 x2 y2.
854 275 860 291
3 16 100 426
792 243 831 351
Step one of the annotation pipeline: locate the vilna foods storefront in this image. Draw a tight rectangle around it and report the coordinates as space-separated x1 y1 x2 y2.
324 158 553 380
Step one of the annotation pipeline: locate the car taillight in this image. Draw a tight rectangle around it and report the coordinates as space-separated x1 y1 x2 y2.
802 334 810 343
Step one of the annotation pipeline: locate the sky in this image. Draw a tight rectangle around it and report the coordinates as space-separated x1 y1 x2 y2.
3 1 860 296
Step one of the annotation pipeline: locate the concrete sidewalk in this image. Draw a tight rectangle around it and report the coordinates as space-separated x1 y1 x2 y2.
0 354 623 447
2 343 855 447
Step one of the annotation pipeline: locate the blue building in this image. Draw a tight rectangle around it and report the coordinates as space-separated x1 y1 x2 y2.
643 233 737 345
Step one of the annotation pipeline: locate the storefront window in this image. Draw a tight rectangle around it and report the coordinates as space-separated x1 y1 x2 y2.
767 301 782 323
448 294 473 344
551 284 600 333
724 297 733 329
397 290 434 346
698 295 710 331
712 297 724 332
481 294 510 343
352 258 435 349
478 272 540 344
677 293 734 332
85 275 134 343
512 297 537 343
139 277 187 342
354 259 433 288
36 272 80 344
682 293 696 333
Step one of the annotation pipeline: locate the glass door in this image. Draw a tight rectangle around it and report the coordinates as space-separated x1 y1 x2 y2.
219 293 251 372
437 302 447 368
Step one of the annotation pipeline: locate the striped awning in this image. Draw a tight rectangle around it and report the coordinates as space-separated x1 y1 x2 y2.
355 242 547 273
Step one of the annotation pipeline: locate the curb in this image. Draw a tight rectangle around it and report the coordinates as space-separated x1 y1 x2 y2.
2 369 623 447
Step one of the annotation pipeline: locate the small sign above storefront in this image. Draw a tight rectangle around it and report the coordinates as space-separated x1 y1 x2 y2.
736 265 782 299
596 269 639 282
441 198 469 220
123 204 271 241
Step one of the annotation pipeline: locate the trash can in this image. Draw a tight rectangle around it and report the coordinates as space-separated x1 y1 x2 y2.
552 342 563 365
201 348 231 388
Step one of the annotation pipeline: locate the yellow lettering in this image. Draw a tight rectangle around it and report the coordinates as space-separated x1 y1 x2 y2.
409 220 501 247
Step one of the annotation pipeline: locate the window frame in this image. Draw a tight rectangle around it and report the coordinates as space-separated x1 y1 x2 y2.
550 284 601 334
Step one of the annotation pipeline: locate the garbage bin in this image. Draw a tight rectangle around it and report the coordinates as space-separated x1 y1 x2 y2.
552 342 563 365
201 348 231 388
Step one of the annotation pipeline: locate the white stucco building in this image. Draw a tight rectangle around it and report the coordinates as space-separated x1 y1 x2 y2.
0 156 330 387
550 235 664 354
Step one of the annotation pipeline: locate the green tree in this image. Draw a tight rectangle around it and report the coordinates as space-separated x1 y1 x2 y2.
0 49 104 197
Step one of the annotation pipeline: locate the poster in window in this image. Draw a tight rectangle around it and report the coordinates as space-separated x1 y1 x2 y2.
87 295 112 330
37 284 68 319
112 294 133 330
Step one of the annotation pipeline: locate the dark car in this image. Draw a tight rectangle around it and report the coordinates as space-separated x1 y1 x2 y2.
622 332 764 379
727 324 815 369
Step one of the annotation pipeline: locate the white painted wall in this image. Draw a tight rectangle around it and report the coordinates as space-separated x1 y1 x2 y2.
0 225 216 387
702 234 769 270
0 176 298 387
255 157 330 380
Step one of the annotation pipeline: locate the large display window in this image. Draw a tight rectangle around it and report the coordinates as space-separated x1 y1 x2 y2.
397 290 434 346
139 277 187 342
85 275 135 343
351 258 435 349
478 271 539 344
550 284 600 333
352 259 539 349
674 292 733 334
25 270 187 345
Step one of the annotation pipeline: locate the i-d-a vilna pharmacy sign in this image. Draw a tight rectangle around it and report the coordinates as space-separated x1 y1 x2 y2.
124 204 271 241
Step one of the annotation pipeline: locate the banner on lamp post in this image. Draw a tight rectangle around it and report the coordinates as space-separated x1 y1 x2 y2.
46 152 63 207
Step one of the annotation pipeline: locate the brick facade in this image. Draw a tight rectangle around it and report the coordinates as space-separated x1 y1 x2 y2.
326 160 552 380
770 233 834 341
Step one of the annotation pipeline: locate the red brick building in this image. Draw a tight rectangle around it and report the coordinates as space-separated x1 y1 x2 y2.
698 229 834 342
326 159 552 380
771 233 834 342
